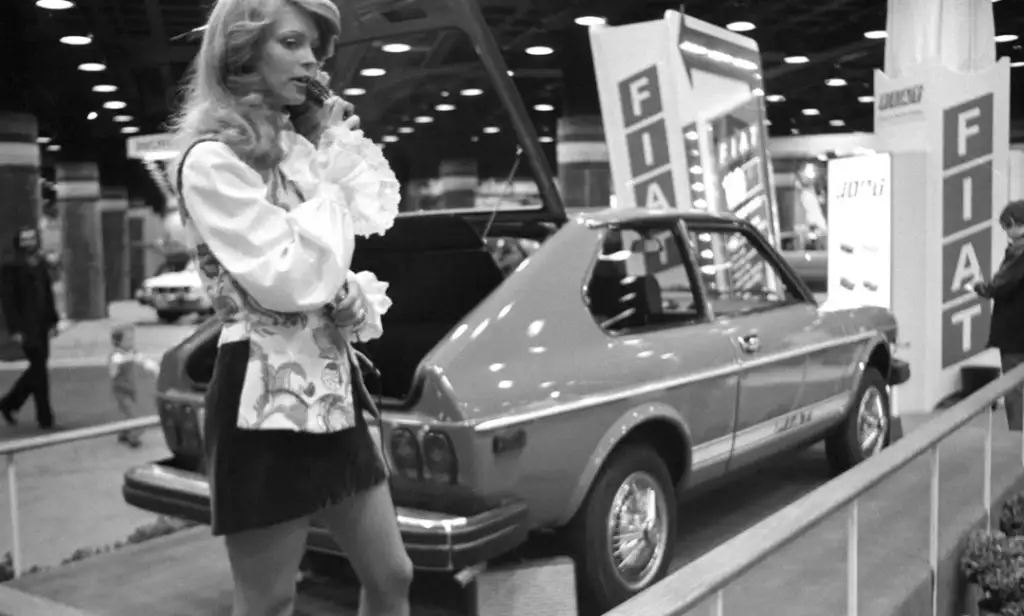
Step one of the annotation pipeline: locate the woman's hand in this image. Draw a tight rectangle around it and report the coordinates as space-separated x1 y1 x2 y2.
322 97 361 132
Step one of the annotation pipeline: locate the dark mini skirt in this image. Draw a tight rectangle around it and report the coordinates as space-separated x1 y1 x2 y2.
204 340 388 536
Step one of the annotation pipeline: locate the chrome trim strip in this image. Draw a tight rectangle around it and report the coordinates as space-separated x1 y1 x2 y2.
473 331 876 433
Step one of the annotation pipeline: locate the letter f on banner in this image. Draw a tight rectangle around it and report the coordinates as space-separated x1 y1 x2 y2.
629 78 652 119
958 107 981 158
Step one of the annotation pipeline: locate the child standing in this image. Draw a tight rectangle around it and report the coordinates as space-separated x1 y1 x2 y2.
109 324 159 447
974 200 1024 431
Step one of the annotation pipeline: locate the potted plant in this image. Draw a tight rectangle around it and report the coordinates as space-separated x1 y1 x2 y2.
1002 494 1024 537
961 526 1024 614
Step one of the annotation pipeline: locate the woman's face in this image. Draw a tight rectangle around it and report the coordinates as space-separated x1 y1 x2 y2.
257 2 321 107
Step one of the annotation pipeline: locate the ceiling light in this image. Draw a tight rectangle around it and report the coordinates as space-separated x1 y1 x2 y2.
825 77 847 87
120 126 140 134
113 115 133 122
574 15 606 27
830 119 846 127
413 115 434 124
1012 61 1024 68
36 136 51 144
784 55 810 64
863 30 887 39
92 84 117 93
539 135 554 143
996 34 1019 43
801 108 820 116
397 126 414 134
382 135 398 143
36 0 74 9
726 21 756 32
87 112 97 120
78 62 106 72
382 43 411 53
507 70 515 77
103 100 127 110
766 94 785 103
460 88 483 97
60 35 92 45
360 68 386 77
342 87 365 96
533 103 554 112
752 88 764 96
46 144 62 152
858 95 875 103
482 126 500 134
435 103 456 111
525 46 554 56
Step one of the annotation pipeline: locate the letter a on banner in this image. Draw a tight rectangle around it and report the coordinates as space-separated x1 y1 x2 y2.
950 242 983 293
644 182 672 209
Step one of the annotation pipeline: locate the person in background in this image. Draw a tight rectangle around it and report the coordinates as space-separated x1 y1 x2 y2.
0 227 60 429
109 324 160 448
974 200 1024 431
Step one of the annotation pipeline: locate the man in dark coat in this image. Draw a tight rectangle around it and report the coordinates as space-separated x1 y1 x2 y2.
0 227 60 428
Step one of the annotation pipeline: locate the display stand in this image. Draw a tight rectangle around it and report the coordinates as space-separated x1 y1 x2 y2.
588 9 779 247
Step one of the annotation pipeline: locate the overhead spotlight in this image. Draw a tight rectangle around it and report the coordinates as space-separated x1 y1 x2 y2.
92 84 117 93
460 88 483 97
360 68 386 77
996 34 1019 43
801 108 821 116
752 88 765 96
36 136 51 144
575 15 606 27
482 126 500 134
342 87 366 96
435 103 456 111
539 135 554 143
103 100 127 110
726 21 756 32
863 30 887 39
830 119 846 127
120 126 140 134
398 126 414 134
86 112 97 120
858 95 875 103
78 62 106 72
825 78 847 87
60 35 92 45
382 43 411 53
113 115 133 122
766 94 785 103
382 135 398 143
784 55 809 64
46 144 62 152
533 103 554 112
525 46 554 56
507 70 515 77
1012 61 1024 68
413 116 434 124
36 0 74 9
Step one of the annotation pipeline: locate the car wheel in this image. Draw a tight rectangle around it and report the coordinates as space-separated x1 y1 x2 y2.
567 444 676 614
156 310 181 324
825 366 890 475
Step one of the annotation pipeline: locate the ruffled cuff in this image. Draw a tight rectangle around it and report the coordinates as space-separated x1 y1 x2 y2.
314 126 400 238
325 270 392 343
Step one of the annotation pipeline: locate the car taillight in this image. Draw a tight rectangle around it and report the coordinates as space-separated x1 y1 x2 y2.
389 428 458 484
422 432 457 484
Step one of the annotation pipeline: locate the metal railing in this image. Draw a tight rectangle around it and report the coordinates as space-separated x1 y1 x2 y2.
613 362 1024 616
0 415 161 578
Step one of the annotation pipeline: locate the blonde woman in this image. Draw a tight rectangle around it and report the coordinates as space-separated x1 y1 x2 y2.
170 0 410 614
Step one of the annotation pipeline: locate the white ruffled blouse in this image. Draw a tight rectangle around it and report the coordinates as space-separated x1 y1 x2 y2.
177 124 399 433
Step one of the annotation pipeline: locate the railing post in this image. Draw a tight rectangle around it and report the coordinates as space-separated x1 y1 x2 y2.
6 453 20 579
929 445 940 616
711 589 724 616
847 499 858 616
985 405 994 532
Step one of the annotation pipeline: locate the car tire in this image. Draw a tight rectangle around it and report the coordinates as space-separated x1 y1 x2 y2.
825 366 890 475
566 443 677 614
156 310 181 324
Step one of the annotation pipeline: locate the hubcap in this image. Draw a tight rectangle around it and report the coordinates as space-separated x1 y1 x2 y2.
857 386 888 456
605 471 669 591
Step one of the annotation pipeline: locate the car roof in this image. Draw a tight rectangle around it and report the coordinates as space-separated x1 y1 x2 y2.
568 207 741 227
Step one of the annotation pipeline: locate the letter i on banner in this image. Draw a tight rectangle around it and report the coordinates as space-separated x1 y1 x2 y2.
617 64 677 209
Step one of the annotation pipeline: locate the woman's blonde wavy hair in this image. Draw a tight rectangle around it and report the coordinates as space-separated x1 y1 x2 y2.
170 0 341 171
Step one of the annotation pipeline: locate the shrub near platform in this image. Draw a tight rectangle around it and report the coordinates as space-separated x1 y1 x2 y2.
962 495 1024 615
0 516 196 583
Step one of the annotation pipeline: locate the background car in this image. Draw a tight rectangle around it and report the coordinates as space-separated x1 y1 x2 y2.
134 260 212 323
780 225 828 293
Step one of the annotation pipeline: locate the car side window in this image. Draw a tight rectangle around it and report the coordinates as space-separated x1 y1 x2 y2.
586 224 704 334
687 227 800 317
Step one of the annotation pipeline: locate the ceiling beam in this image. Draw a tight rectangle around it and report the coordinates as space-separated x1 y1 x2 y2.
142 0 177 104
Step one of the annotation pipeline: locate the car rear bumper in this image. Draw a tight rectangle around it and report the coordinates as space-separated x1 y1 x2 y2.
123 460 529 571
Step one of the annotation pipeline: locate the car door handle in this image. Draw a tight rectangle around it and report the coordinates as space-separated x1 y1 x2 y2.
738 334 761 354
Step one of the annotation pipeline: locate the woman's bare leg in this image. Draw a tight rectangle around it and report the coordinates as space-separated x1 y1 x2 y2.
224 516 309 616
320 483 413 616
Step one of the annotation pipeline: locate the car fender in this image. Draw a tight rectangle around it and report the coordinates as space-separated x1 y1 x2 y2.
558 401 692 525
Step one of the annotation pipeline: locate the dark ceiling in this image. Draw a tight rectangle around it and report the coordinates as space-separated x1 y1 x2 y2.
2 0 1023 205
